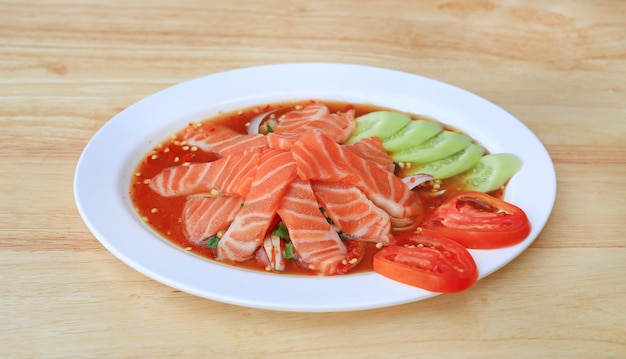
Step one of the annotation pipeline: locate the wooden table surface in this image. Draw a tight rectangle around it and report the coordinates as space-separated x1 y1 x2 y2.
2 1 625 357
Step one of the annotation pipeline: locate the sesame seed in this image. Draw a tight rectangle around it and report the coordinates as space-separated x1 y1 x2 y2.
376 242 383 249
151 154 158 160
142 216 148 222
151 208 158 213
237 110 244 115
134 172 141 177
190 146 198 151
295 105 303 110
164 147 170 153
180 141 187 146
182 162 191 166
185 247 192 251
341 259 348 265
348 258 358 264
210 188 219 196
143 179 151 184
174 156 179 162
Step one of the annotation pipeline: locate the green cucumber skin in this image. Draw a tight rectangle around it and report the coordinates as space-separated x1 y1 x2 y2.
406 144 484 179
382 120 442 152
461 153 522 192
346 111 411 144
391 131 472 164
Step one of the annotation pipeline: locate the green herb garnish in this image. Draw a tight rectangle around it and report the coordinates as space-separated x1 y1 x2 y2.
282 242 295 259
206 235 220 249
272 221 289 240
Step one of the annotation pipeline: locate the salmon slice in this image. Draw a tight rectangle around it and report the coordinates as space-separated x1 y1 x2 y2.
217 149 298 262
149 149 261 197
345 137 395 172
312 181 394 244
276 179 347 275
182 124 267 156
274 103 330 133
182 195 243 244
292 129 423 221
275 104 356 144
265 132 299 151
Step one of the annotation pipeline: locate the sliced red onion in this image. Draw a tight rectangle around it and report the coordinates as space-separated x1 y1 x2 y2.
246 109 279 134
426 189 447 197
402 173 433 190
262 234 285 271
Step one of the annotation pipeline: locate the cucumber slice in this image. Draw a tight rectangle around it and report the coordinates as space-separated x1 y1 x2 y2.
405 144 484 179
346 111 411 144
460 153 522 192
382 120 443 152
391 131 472 163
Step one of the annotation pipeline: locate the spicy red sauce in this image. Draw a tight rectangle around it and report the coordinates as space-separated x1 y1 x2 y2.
129 100 503 275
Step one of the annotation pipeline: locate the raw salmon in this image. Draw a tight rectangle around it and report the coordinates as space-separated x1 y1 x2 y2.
345 137 395 172
292 129 422 221
274 103 330 133
265 132 299 151
275 104 356 144
312 181 393 244
149 149 261 197
276 179 347 275
217 149 298 262
182 195 243 244
182 124 267 156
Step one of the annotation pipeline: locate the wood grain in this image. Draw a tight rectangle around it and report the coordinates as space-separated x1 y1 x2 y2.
1 0 625 358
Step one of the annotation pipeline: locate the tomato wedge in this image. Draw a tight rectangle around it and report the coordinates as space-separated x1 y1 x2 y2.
422 191 531 249
373 231 478 293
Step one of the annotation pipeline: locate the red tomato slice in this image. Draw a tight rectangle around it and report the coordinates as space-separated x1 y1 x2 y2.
422 191 531 249
373 231 478 293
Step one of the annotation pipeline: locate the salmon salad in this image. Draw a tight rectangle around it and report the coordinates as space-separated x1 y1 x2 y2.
131 100 530 292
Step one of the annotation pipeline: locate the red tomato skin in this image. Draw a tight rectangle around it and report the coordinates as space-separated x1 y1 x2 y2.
422 191 531 249
373 231 478 293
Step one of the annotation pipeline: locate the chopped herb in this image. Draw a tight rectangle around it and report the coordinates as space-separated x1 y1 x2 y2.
320 207 333 224
206 235 220 249
282 242 294 259
272 221 289 240
240 202 245 208
266 124 274 133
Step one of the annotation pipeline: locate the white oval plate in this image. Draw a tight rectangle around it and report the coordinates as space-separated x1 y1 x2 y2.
74 63 556 312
